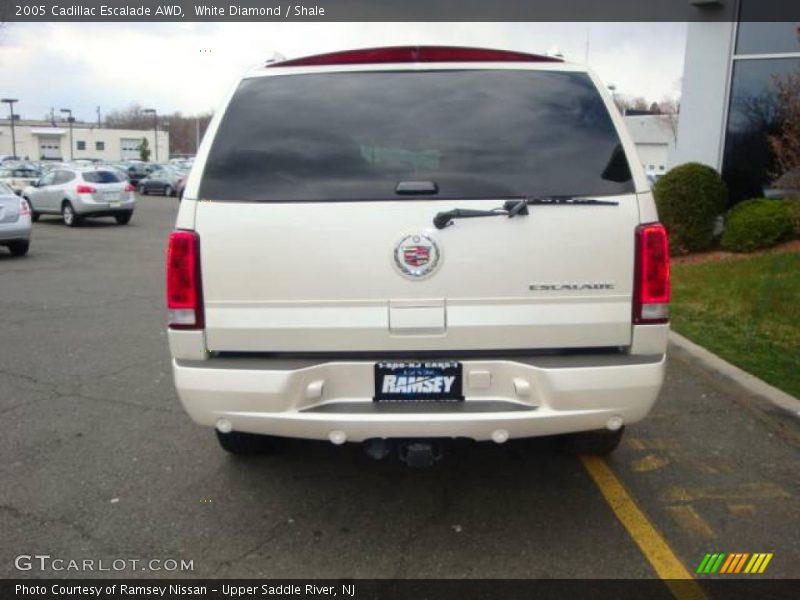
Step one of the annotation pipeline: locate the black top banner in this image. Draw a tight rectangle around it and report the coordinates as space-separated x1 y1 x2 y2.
2 0 799 22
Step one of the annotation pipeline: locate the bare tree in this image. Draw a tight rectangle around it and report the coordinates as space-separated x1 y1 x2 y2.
165 112 213 155
612 94 652 115
656 97 680 143
104 105 213 156
104 104 154 130
768 70 800 191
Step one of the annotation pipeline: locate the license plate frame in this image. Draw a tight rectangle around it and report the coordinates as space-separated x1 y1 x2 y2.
374 360 464 403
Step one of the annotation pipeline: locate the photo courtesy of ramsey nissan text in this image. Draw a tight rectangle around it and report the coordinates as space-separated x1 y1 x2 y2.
1 1 798 599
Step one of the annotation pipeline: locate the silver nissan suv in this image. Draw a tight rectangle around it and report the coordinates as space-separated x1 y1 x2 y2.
24 166 136 226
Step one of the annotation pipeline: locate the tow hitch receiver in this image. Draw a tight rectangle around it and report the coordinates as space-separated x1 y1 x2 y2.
398 440 443 468
363 439 444 468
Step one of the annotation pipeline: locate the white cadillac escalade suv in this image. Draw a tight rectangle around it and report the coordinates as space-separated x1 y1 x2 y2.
167 46 670 465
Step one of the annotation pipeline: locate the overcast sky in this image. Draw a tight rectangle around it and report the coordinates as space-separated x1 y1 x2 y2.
0 22 686 121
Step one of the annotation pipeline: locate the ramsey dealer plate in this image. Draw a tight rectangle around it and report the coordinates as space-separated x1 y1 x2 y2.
374 361 464 402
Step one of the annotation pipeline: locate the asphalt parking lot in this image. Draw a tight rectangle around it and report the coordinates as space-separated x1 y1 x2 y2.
1 195 798 585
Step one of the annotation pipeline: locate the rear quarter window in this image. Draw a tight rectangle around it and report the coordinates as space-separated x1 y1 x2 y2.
200 69 633 202
83 170 121 184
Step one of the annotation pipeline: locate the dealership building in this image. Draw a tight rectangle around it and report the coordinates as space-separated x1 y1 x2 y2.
672 14 800 202
624 114 676 180
0 120 169 162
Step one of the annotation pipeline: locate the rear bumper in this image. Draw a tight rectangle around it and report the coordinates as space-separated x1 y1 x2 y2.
172 353 666 442
0 218 31 242
73 194 135 215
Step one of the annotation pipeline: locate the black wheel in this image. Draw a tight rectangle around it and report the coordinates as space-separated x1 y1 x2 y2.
164 185 173 197
8 240 30 256
115 211 133 225
24 198 39 222
138 185 147 195
62 201 78 227
216 430 272 455
560 427 625 456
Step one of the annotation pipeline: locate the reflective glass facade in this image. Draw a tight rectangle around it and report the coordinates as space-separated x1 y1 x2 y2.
722 16 800 205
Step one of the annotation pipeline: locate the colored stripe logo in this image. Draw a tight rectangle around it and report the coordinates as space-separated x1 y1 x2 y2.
696 553 773 574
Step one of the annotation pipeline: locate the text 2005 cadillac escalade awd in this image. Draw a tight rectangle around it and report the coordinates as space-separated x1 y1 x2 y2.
167 46 670 465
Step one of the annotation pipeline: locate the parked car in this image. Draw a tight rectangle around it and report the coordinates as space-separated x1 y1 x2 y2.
126 163 155 186
167 46 670 463
23 166 135 226
37 161 67 175
0 166 42 195
138 167 183 196
168 158 191 170
0 182 31 256
100 163 130 182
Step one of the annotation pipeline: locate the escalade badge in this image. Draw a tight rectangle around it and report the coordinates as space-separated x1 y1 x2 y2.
394 234 441 279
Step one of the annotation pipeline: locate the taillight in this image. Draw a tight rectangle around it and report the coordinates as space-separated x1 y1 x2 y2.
124 183 135 192
20 198 31 216
633 223 670 324
166 230 203 329
76 184 96 194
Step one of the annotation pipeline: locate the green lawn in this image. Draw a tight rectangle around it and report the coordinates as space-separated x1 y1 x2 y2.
670 251 800 399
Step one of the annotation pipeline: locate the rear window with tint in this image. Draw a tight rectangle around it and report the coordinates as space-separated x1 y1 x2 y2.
200 69 633 202
82 170 121 184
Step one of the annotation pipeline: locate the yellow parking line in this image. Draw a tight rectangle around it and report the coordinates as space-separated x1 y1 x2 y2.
581 456 707 600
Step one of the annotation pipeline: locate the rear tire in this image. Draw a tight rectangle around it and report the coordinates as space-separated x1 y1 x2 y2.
138 185 147 195
216 430 272 455
62 202 78 227
115 211 133 225
560 427 625 456
164 185 173 197
8 240 30 256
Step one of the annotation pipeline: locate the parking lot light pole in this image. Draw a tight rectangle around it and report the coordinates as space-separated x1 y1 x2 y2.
2 99 19 158
60 108 74 160
143 108 158 162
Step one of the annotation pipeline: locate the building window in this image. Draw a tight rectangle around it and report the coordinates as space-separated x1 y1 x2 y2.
722 57 800 204
76 141 86 150
735 21 800 56
95 141 105 151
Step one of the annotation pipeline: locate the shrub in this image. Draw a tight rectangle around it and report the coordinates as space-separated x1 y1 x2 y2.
654 162 727 254
721 199 794 252
783 198 800 236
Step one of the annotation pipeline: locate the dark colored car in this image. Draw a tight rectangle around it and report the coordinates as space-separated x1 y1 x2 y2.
126 163 155 186
138 167 183 196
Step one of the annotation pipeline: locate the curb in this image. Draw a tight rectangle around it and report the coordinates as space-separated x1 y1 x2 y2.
668 331 800 418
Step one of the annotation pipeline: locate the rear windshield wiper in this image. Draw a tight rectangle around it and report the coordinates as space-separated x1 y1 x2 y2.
432 196 619 230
